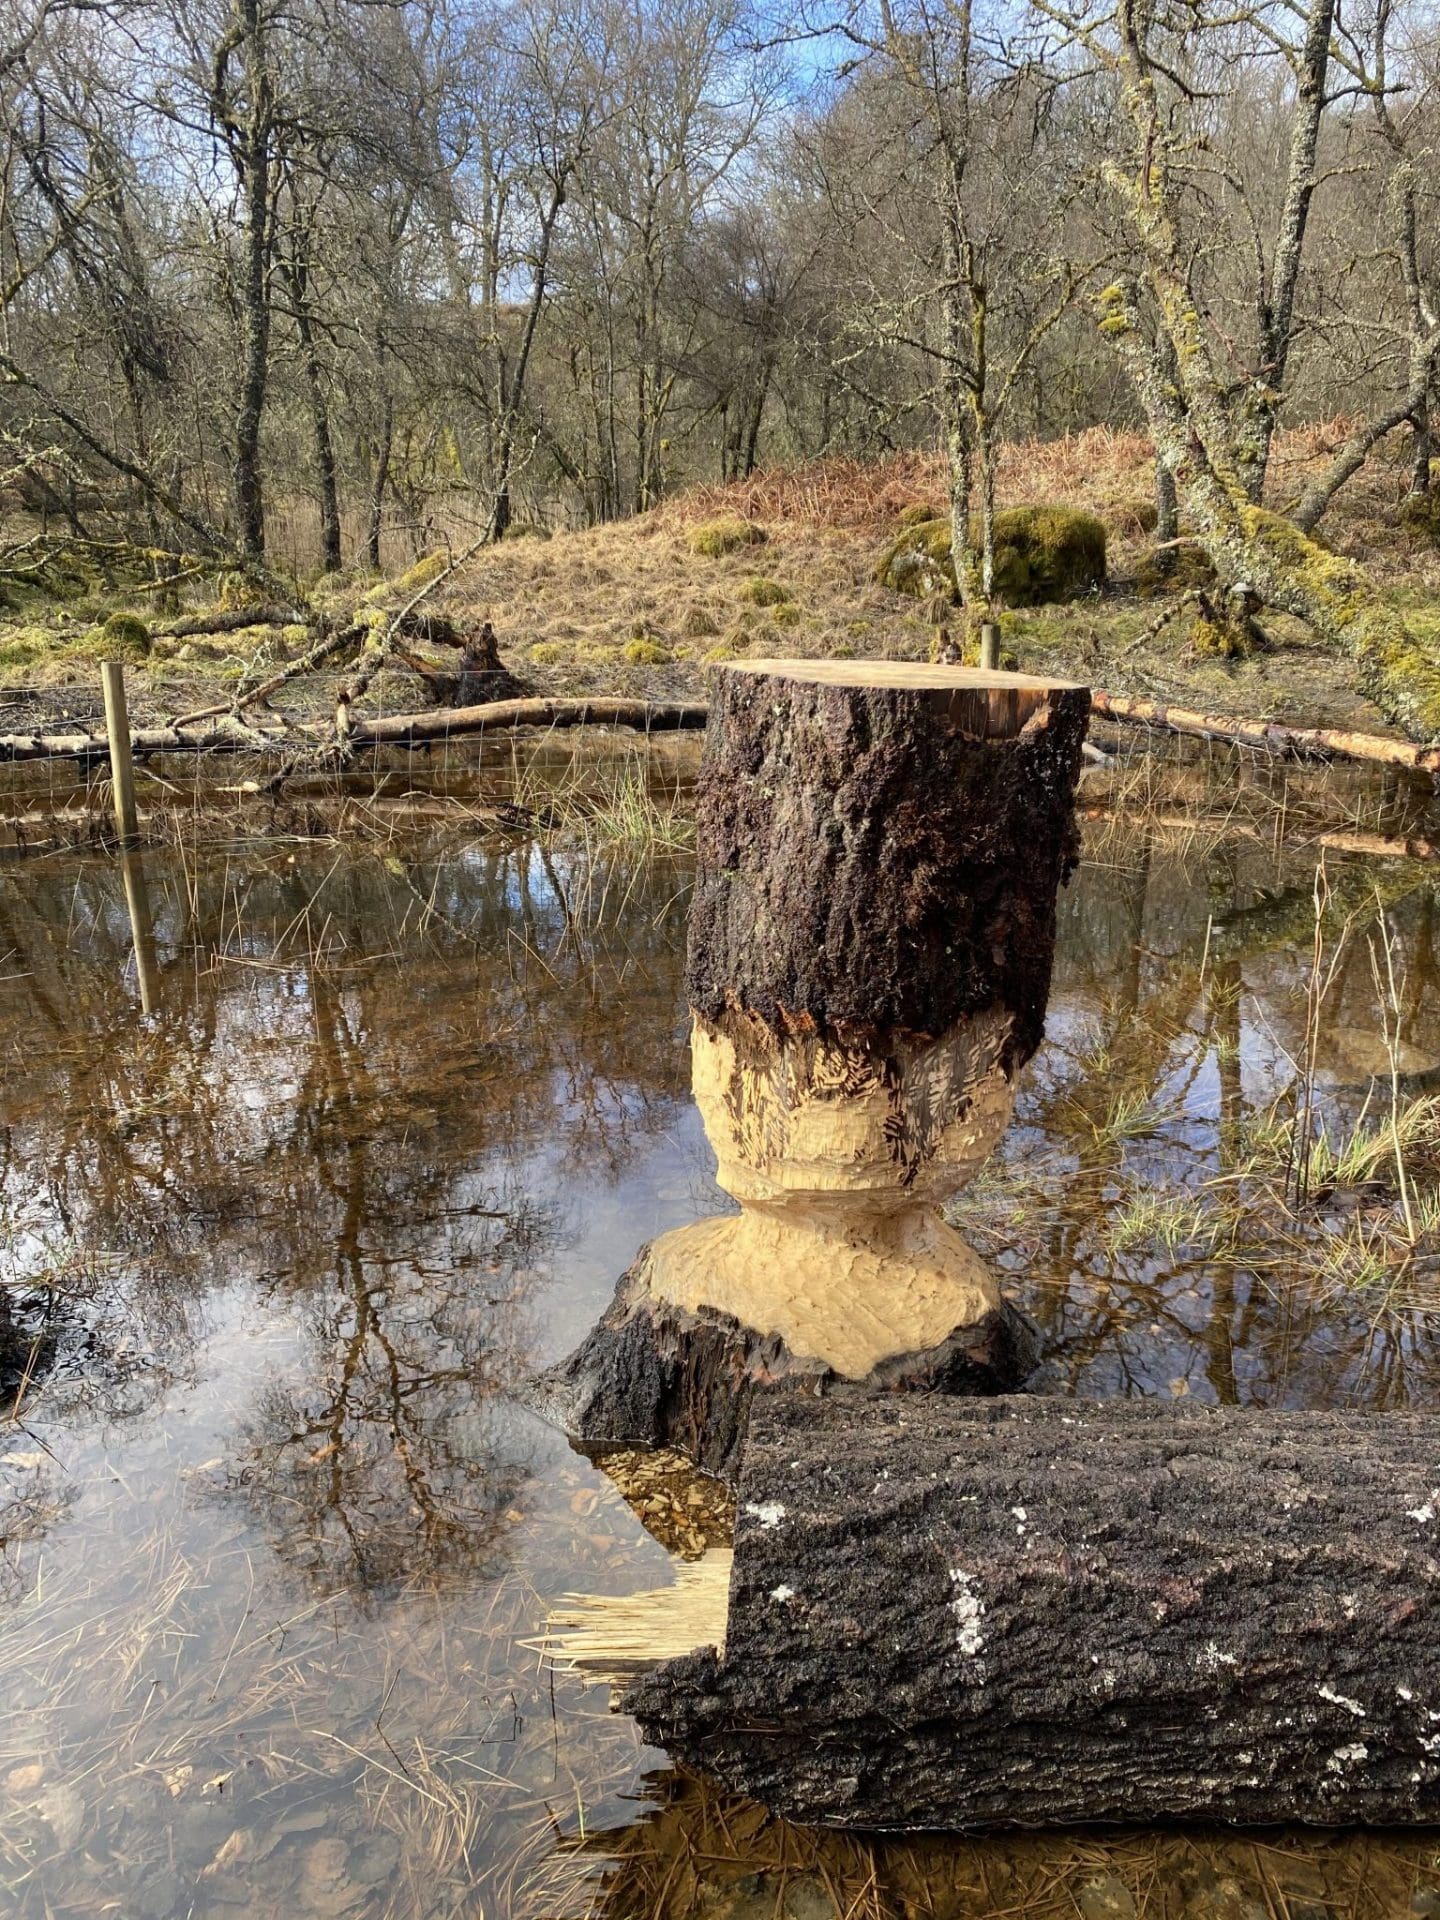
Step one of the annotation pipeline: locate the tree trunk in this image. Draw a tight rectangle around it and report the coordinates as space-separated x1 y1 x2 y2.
538 663 1090 1473
1413 403 1434 499
600 1393 1440 1831
1152 456 1178 578
233 0 274 563
366 393 393 572
296 299 342 572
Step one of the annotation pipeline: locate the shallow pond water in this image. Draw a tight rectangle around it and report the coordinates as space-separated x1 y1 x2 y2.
3 748 1440 1918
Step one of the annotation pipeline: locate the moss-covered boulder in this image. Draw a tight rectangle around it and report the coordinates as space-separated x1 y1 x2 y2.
875 506 1107 607
898 501 943 529
689 518 766 558
79 612 152 662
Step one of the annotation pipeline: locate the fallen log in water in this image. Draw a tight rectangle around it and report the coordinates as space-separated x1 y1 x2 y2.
551 1394 1440 1831
1090 691 1440 774
0 696 710 762
2 682 1432 775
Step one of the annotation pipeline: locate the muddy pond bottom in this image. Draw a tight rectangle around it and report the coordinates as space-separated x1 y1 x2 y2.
3 756 1440 1918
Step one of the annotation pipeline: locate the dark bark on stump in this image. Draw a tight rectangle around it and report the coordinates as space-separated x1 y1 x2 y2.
625 1394 1440 1830
686 663 1090 1063
533 1260 1040 1478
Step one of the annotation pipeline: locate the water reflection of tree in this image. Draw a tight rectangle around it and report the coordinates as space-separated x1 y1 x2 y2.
234 963 561 1592
0 841 693 1578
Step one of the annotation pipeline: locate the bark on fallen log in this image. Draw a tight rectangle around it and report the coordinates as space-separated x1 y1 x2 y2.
0 697 710 762
156 604 302 639
4 682 1431 774
555 1394 1440 1831
1090 691 1440 774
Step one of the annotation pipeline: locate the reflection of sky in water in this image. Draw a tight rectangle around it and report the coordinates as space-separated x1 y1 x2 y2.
1 811 1440 1917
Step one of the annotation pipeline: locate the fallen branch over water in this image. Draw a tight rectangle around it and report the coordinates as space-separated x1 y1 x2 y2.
0 696 711 763
0 683 1430 773
1090 691 1440 774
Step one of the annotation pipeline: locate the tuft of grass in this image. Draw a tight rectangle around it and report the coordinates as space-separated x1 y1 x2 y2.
1106 1188 1233 1257
737 576 791 607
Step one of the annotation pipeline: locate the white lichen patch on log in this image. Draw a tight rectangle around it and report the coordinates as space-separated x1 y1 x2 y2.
949 1569 986 1656
1318 1684 1367 1717
743 1501 786 1530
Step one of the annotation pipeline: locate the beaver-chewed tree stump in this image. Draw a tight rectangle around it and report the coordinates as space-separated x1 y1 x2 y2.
548 1394 1440 1831
536 662 1091 1474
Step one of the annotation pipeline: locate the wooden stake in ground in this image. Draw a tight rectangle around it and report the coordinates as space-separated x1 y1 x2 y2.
100 661 139 843
537 661 1090 1473
553 1393 1440 1831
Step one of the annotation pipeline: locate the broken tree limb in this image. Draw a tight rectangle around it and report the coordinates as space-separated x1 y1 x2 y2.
156 604 303 640
1090 691 1440 773
0 697 710 763
537 663 1090 1473
557 1393 1440 1832
352 695 709 747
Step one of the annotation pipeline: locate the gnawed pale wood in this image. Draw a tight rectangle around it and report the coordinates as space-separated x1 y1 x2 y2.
539 662 1086 1469
536 1550 733 1686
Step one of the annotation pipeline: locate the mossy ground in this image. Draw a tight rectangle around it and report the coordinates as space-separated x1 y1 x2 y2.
2 426 1437 738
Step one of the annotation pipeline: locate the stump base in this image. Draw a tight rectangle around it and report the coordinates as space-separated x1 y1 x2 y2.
533 1255 1040 1478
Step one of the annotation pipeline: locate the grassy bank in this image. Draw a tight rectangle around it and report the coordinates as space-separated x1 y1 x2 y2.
3 424 1438 740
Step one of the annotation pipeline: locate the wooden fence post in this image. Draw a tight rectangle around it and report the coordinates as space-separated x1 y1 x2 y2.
100 662 139 845
119 851 160 1015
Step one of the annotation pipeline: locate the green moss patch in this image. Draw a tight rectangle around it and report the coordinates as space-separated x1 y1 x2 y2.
0 627 56 671
689 518 767 558
622 637 674 665
1136 543 1217 599
738 576 791 607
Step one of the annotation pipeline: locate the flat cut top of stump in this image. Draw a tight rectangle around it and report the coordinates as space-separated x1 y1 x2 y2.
721 659 1086 740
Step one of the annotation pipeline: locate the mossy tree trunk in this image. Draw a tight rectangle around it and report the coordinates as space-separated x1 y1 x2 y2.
1079 0 1440 740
